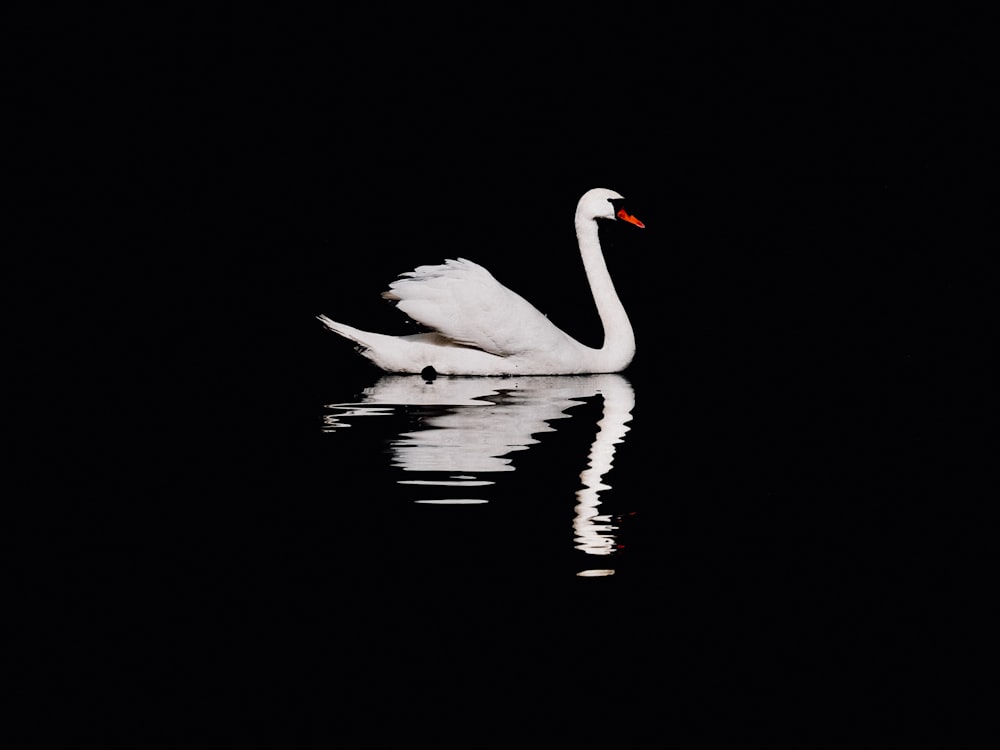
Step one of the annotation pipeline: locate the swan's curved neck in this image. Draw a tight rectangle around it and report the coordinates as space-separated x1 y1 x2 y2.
575 214 635 371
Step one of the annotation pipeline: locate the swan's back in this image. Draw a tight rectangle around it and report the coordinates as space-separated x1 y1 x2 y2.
381 257 578 357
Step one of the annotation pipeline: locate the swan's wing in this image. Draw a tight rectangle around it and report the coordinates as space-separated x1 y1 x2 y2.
381 257 569 356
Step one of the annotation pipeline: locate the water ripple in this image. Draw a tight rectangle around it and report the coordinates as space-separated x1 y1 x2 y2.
324 374 636 570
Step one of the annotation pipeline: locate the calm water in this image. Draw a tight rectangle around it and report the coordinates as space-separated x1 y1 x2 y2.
289 356 931 591
63 299 960 747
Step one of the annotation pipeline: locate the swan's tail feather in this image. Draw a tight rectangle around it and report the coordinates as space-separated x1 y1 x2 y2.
316 315 370 346
318 314 404 360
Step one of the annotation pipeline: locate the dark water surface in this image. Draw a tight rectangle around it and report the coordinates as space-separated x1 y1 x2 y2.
144 333 959 741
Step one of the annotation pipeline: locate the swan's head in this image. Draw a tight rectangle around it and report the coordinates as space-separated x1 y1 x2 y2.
576 188 645 228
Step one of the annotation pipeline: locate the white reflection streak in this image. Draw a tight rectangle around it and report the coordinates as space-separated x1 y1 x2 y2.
321 406 394 431
329 376 585 485
398 479 494 486
415 499 489 505
573 377 635 556
391 402 528 474
325 375 636 558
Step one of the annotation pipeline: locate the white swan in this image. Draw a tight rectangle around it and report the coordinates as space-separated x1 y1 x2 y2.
317 187 645 375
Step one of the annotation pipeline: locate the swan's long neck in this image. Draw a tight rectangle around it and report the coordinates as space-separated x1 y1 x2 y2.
575 214 635 371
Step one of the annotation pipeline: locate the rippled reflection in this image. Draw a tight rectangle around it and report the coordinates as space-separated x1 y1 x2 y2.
324 374 635 568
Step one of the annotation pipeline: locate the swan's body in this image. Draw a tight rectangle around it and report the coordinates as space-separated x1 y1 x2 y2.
317 188 644 375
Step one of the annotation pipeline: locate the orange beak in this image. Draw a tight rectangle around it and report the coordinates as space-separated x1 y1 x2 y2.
616 208 645 228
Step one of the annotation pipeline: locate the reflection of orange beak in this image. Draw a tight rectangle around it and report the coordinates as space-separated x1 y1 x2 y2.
616 208 645 228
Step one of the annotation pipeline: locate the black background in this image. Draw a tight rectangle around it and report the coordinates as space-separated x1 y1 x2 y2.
160 6 985 547
28 5 990 745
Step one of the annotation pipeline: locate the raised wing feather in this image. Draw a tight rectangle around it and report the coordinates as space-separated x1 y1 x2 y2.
381 257 572 356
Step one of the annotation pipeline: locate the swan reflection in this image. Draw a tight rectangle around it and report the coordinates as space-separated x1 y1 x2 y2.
324 374 635 568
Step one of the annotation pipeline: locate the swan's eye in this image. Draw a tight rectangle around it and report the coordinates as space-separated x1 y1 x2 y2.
608 198 627 215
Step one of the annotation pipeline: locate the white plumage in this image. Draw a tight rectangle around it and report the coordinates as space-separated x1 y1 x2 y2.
317 187 644 375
